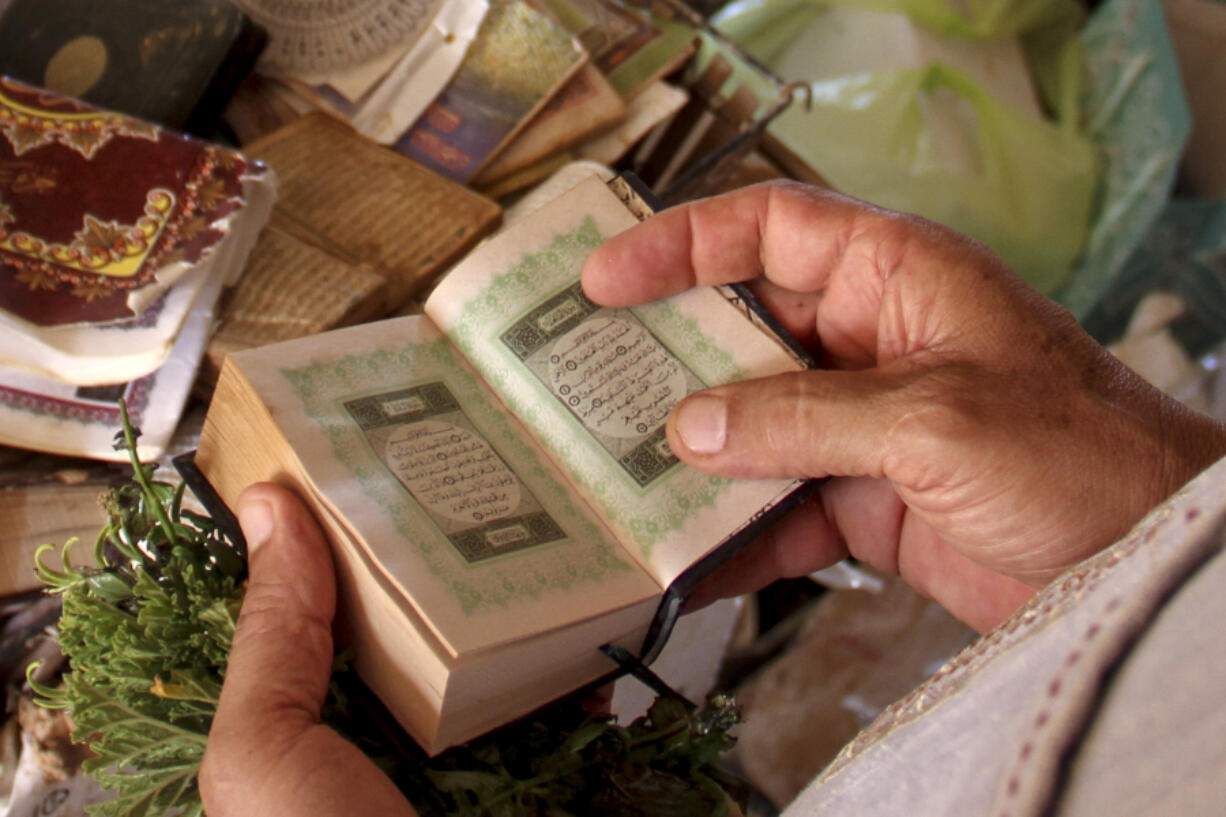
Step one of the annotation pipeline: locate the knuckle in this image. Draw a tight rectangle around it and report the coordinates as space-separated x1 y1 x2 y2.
883 369 988 476
746 375 830 476
233 581 332 653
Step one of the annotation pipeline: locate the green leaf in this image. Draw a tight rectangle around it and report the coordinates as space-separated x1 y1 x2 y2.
562 721 608 755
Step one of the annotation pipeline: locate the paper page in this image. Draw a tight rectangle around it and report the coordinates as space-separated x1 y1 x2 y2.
0 257 224 460
290 0 489 144
232 314 661 658
426 176 804 587
579 81 688 165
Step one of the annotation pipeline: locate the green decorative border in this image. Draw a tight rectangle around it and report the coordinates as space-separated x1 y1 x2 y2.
449 216 748 559
280 337 632 615
632 297 745 387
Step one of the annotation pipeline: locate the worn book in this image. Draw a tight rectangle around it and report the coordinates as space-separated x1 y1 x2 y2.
470 0 693 191
579 80 689 166
278 0 488 146
242 113 501 313
0 251 223 461
194 174 811 753
201 220 388 387
539 0 696 99
472 64 626 189
0 77 274 386
394 0 588 183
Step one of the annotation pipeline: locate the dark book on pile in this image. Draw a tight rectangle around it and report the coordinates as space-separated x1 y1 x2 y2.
0 0 265 135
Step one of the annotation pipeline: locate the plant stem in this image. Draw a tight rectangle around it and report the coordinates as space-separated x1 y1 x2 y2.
119 399 178 548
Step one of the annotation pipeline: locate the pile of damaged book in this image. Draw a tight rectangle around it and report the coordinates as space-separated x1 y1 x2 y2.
228 0 696 196
0 76 275 461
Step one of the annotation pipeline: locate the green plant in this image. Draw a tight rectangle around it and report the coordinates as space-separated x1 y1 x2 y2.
29 401 242 816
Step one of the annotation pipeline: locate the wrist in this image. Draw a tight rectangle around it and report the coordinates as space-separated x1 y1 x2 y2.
1156 398 1226 504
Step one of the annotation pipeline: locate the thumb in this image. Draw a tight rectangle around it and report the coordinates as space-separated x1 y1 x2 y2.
201 484 418 817
202 483 337 799
223 482 337 726
667 368 922 482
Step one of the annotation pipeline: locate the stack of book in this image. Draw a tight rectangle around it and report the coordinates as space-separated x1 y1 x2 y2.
0 0 801 757
0 77 275 462
237 0 696 196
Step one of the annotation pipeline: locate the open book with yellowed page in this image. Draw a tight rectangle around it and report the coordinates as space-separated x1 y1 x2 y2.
195 174 811 754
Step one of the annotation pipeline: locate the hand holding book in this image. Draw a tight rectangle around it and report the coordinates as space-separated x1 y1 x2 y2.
580 180 1226 634
200 483 418 817
197 174 810 752
200 169 1226 758
196 176 1226 815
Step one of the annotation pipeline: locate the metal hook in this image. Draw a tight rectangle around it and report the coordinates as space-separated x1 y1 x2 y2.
763 81 812 123
659 80 813 205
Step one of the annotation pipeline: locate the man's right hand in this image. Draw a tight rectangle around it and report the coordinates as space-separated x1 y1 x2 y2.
582 181 1226 631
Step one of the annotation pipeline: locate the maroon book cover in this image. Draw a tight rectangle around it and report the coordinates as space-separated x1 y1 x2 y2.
0 76 264 328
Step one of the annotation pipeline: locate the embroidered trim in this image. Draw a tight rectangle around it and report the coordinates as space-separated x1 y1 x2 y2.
0 84 159 160
0 373 155 426
818 500 1179 782
996 596 1121 817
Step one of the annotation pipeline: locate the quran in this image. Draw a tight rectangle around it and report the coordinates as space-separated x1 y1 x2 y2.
195 174 810 754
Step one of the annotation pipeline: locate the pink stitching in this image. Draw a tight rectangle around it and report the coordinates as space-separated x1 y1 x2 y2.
996 597 1119 817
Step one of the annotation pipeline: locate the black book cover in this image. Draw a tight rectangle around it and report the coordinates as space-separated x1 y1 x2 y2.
0 0 265 135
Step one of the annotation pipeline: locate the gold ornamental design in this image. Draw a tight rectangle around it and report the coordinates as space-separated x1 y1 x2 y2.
0 188 176 280
0 86 159 160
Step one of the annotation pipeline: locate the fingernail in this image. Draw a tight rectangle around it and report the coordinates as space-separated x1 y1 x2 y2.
237 498 274 554
676 394 727 454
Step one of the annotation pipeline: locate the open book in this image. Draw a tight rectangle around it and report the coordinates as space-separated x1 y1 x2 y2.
195 175 810 753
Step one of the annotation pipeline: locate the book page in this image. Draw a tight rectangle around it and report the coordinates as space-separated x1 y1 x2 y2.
426 176 805 587
0 257 223 460
230 315 661 658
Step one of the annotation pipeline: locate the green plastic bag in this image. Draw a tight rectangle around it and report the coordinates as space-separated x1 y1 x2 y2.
768 64 1097 293
714 0 1086 126
1056 0 1190 318
709 0 1098 294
